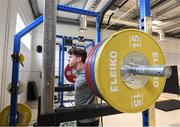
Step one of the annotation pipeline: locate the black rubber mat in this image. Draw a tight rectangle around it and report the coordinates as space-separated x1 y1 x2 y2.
155 99 180 111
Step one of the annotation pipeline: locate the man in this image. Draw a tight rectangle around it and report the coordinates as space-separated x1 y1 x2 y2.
68 48 99 126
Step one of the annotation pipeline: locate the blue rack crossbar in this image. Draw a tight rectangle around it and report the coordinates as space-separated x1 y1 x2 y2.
57 4 98 17
56 35 94 42
13 16 43 52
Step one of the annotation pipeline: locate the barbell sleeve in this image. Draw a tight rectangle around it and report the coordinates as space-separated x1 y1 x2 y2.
121 65 172 78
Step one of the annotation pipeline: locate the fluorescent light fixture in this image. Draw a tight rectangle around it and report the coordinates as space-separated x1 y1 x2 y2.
152 20 163 25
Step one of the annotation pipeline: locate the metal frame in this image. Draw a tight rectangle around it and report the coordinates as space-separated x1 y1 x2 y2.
57 5 100 44
56 35 95 50
56 35 94 107
139 0 151 32
10 1 152 126
10 5 100 126
61 39 65 106
37 103 122 126
57 5 98 17
55 84 74 92
58 42 62 106
139 0 151 127
10 15 43 126
98 0 119 30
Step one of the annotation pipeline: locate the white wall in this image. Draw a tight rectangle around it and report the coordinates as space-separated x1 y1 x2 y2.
31 25 43 95
156 37 180 85
0 0 10 111
56 23 117 40
0 0 34 111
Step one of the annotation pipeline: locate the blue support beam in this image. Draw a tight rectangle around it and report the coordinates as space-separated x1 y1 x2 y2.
58 44 62 105
96 15 101 44
60 40 65 107
139 0 150 18
84 41 94 50
56 35 94 43
13 16 43 52
57 4 98 17
139 0 151 127
142 110 149 127
10 15 43 126
139 0 150 31
56 35 94 49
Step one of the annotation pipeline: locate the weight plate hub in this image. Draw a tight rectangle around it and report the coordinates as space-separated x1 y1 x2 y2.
121 52 150 89
7 81 25 95
0 103 32 126
94 29 166 113
65 64 76 83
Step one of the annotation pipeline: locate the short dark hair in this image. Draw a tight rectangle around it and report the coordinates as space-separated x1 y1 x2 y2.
68 48 87 63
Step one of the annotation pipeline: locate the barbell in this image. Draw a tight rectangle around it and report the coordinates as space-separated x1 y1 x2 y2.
85 29 172 113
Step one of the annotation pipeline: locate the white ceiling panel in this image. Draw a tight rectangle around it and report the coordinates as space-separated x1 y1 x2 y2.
33 0 180 38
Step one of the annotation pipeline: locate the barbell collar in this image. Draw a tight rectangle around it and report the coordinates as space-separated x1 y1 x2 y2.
121 65 172 78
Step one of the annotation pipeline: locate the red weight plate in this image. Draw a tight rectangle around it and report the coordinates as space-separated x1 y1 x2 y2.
85 43 101 97
89 43 104 99
85 46 97 93
65 64 76 83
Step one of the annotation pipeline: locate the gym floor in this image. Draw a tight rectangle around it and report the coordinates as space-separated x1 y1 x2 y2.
28 93 180 126
103 93 180 127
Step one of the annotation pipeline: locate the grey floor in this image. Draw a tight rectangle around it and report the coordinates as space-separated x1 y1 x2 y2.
103 109 180 127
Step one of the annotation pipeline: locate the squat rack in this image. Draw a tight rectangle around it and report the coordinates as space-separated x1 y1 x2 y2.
10 2 104 126
10 0 153 126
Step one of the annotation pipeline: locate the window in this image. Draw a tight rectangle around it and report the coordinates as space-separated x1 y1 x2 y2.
16 13 31 50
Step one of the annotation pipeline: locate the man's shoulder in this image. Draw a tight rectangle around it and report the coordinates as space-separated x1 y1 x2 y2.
76 73 86 81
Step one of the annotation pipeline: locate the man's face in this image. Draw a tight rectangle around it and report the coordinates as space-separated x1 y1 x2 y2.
68 54 79 68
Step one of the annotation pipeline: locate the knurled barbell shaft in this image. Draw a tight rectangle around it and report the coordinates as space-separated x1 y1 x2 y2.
121 65 172 78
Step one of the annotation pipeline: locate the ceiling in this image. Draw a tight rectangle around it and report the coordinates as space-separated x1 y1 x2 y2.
29 0 180 38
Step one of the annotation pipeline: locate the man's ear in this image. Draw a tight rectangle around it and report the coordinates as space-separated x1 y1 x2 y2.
77 57 82 63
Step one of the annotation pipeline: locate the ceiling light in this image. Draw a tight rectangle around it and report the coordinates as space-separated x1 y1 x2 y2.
152 20 163 25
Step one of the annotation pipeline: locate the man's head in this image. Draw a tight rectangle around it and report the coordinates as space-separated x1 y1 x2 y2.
68 48 87 69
